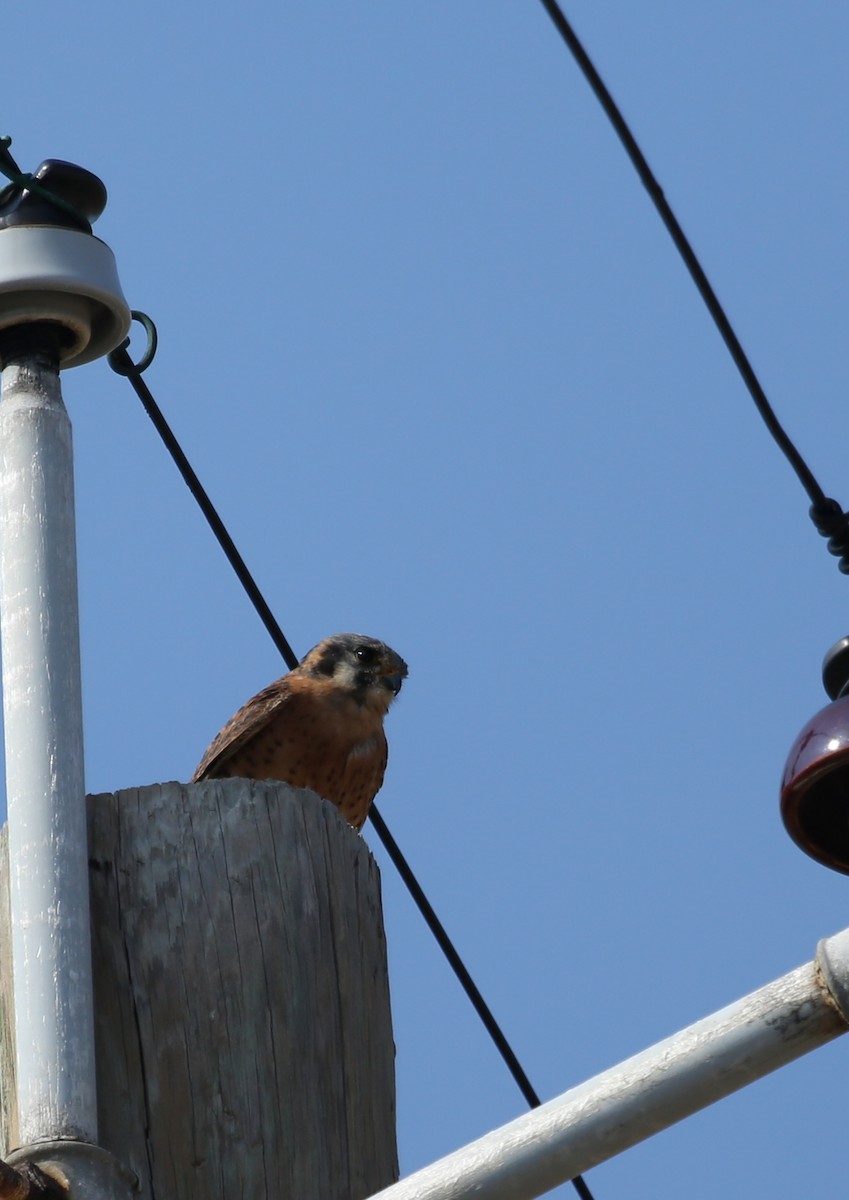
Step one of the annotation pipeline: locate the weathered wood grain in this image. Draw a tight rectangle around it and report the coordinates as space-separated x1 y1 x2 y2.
1 780 398 1199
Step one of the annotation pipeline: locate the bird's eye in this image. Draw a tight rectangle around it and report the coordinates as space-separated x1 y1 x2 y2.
355 645 378 665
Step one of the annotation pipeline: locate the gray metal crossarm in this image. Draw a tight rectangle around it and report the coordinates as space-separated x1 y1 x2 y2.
371 928 849 1200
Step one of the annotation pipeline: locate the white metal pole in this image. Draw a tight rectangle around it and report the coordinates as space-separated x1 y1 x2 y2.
369 928 849 1200
0 331 97 1146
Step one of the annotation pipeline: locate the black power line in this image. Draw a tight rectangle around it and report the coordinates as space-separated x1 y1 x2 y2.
108 335 596 1200
109 337 299 671
535 0 849 574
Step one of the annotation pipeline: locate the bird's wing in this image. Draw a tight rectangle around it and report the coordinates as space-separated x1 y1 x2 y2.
191 678 292 781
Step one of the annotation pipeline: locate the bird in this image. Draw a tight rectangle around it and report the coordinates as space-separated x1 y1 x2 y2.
191 633 408 830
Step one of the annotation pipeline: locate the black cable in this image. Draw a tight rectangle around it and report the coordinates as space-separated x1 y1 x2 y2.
535 1 849 573
369 804 596 1200
108 341 596 1200
368 804 540 1108
109 345 300 671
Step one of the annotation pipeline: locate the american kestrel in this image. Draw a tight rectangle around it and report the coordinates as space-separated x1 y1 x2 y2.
191 633 408 830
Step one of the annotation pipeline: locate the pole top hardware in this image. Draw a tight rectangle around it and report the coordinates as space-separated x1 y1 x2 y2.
0 143 130 369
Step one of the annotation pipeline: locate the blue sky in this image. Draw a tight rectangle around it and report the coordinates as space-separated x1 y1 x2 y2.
5 3 849 1196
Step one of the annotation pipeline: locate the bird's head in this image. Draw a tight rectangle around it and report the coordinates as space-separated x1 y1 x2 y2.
301 633 408 714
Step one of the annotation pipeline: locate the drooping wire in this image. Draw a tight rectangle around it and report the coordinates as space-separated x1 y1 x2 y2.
109 328 299 672
368 806 597 1200
534 0 849 574
368 805 540 1108
107 328 596 1200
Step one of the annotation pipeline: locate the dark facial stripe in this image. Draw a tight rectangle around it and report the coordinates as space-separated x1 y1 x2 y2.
311 647 341 678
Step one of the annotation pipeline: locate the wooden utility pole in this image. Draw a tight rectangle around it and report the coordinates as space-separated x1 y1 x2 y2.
1 780 398 1199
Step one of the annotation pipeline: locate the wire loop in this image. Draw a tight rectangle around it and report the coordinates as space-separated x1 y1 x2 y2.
108 311 158 376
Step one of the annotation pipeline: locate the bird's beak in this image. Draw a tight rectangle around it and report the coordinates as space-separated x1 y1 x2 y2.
382 671 405 696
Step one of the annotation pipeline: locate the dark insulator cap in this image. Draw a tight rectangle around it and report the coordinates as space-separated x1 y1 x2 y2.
780 694 849 875
0 158 107 233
